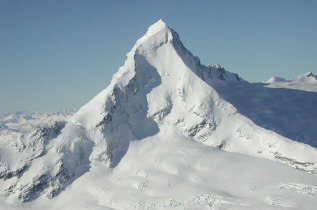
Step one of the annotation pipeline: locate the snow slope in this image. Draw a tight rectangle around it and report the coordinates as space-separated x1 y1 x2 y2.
0 20 317 209
264 72 317 92
215 73 317 147
2 132 317 209
295 72 317 83
265 76 289 83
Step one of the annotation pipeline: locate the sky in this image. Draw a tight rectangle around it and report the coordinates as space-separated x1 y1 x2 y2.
1 0 316 113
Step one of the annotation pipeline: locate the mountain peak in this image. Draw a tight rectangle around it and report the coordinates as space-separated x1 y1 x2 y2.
135 19 173 48
302 72 314 77
295 72 317 83
265 76 288 83
2 20 317 207
146 19 169 35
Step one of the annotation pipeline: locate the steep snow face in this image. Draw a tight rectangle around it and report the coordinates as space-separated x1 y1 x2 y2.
71 19 246 166
71 19 244 129
0 20 317 205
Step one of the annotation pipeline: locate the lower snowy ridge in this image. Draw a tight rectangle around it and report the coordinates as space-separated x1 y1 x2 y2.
1 132 317 209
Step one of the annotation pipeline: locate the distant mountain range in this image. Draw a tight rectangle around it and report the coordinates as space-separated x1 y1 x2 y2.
0 109 76 134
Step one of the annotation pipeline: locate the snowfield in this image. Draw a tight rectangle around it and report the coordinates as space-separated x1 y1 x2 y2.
0 20 316 209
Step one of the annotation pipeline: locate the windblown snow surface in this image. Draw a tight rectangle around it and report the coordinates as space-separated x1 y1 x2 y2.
0 20 317 209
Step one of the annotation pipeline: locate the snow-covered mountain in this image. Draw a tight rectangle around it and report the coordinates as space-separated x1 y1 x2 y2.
0 110 76 134
0 20 317 209
265 72 317 85
295 72 317 83
265 76 289 83
264 72 317 92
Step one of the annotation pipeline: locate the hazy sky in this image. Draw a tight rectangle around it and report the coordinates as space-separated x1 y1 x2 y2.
1 0 316 113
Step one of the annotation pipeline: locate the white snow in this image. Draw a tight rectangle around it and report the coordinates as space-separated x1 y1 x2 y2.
264 72 317 92
0 20 317 209
0 110 75 134
265 76 289 83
